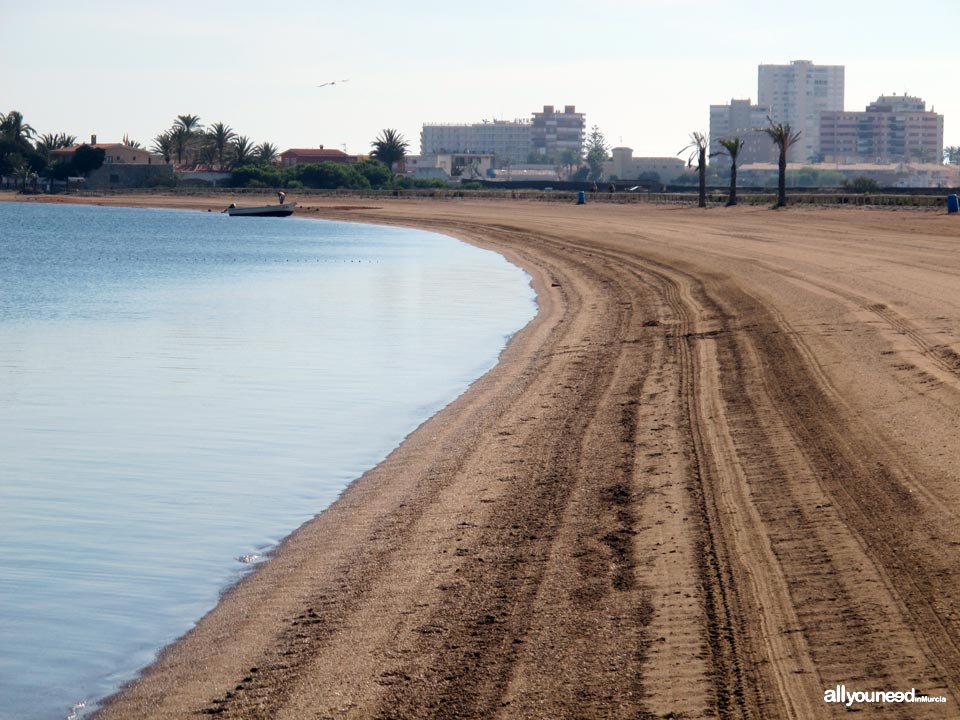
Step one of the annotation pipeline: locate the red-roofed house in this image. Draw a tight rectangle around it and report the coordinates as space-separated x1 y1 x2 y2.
280 146 358 167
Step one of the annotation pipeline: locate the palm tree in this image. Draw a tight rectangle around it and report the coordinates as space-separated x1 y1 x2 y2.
717 137 745 207
256 142 279 165
35 132 77 160
1 112 40 184
195 136 217 167
206 122 237 170
170 126 191 165
151 131 174 164
170 115 203 166
174 114 202 134
232 136 255 167
0 111 36 144
679 131 709 208
370 129 408 173
761 118 801 208
559 148 580 180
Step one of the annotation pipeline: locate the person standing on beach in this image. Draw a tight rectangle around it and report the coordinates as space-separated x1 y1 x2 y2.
278 190 286 205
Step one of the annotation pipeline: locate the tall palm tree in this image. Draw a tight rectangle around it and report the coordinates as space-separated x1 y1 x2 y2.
0 111 36 144
151 130 174 164
207 122 237 170
256 142 279 165
761 118 801 208
370 129 408 173
717 137 745 207
174 114 202 134
679 131 709 208
232 136 255 167
170 126 191 165
195 136 217 167
559 148 580 180
171 115 203 165
1 112 40 183
35 132 77 160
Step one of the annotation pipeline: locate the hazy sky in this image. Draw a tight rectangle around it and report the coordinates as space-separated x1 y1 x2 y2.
4 0 956 158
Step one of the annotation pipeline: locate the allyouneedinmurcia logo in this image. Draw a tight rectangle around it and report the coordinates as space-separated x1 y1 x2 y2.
824 685 948 707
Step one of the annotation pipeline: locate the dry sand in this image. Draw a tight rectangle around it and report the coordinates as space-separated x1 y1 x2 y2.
7 192 960 718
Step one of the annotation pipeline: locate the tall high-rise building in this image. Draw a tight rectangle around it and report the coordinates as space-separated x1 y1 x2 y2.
820 95 944 164
758 60 845 162
709 99 776 167
531 105 586 161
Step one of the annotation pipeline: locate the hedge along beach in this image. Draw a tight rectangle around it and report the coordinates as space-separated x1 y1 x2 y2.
7 192 960 719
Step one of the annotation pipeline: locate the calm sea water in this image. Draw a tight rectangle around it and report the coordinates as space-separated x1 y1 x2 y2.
0 202 536 720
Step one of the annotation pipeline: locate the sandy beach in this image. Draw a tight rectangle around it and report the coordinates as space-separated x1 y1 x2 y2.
7 192 960 718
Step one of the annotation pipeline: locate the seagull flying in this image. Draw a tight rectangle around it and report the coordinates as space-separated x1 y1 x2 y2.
317 79 349 88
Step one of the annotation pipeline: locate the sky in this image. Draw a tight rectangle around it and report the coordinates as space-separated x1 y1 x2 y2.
3 0 958 158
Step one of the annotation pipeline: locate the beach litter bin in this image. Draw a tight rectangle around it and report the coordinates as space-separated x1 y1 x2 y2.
577 190 585 205
948 194 959 214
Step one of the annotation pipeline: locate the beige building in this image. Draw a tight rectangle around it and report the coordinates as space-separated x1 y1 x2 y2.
606 147 689 182
759 60 845 162
820 95 943 164
49 135 163 165
279 147 357 167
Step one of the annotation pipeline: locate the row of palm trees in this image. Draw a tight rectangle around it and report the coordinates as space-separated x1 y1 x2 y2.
681 118 801 209
2 109 412 181
151 121 411 173
0 111 82 185
0 111 77 160
151 115 278 169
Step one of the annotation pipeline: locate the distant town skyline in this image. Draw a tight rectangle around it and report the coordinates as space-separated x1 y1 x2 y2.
4 0 958 159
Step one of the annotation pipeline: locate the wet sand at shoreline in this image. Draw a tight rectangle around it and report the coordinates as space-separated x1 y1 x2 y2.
6 192 960 718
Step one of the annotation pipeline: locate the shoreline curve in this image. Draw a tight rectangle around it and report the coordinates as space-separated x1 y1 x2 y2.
7 192 960 719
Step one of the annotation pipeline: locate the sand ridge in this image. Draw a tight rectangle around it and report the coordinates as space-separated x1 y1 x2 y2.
11 193 958 718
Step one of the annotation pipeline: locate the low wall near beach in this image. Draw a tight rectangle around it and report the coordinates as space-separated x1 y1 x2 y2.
85 164 174 190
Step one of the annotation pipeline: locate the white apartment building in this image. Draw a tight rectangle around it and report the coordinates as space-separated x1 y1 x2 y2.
420 119 533 166
758 60 844 162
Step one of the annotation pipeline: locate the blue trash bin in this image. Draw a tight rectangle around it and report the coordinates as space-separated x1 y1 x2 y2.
948 194 959 214
577 190 585 205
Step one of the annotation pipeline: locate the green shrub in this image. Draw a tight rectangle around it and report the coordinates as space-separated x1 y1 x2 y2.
843 175 881 193
354 160 392 188
231 164 281 188
285 162 371 190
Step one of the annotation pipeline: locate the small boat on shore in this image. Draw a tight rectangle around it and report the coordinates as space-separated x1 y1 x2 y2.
223 202 297 217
